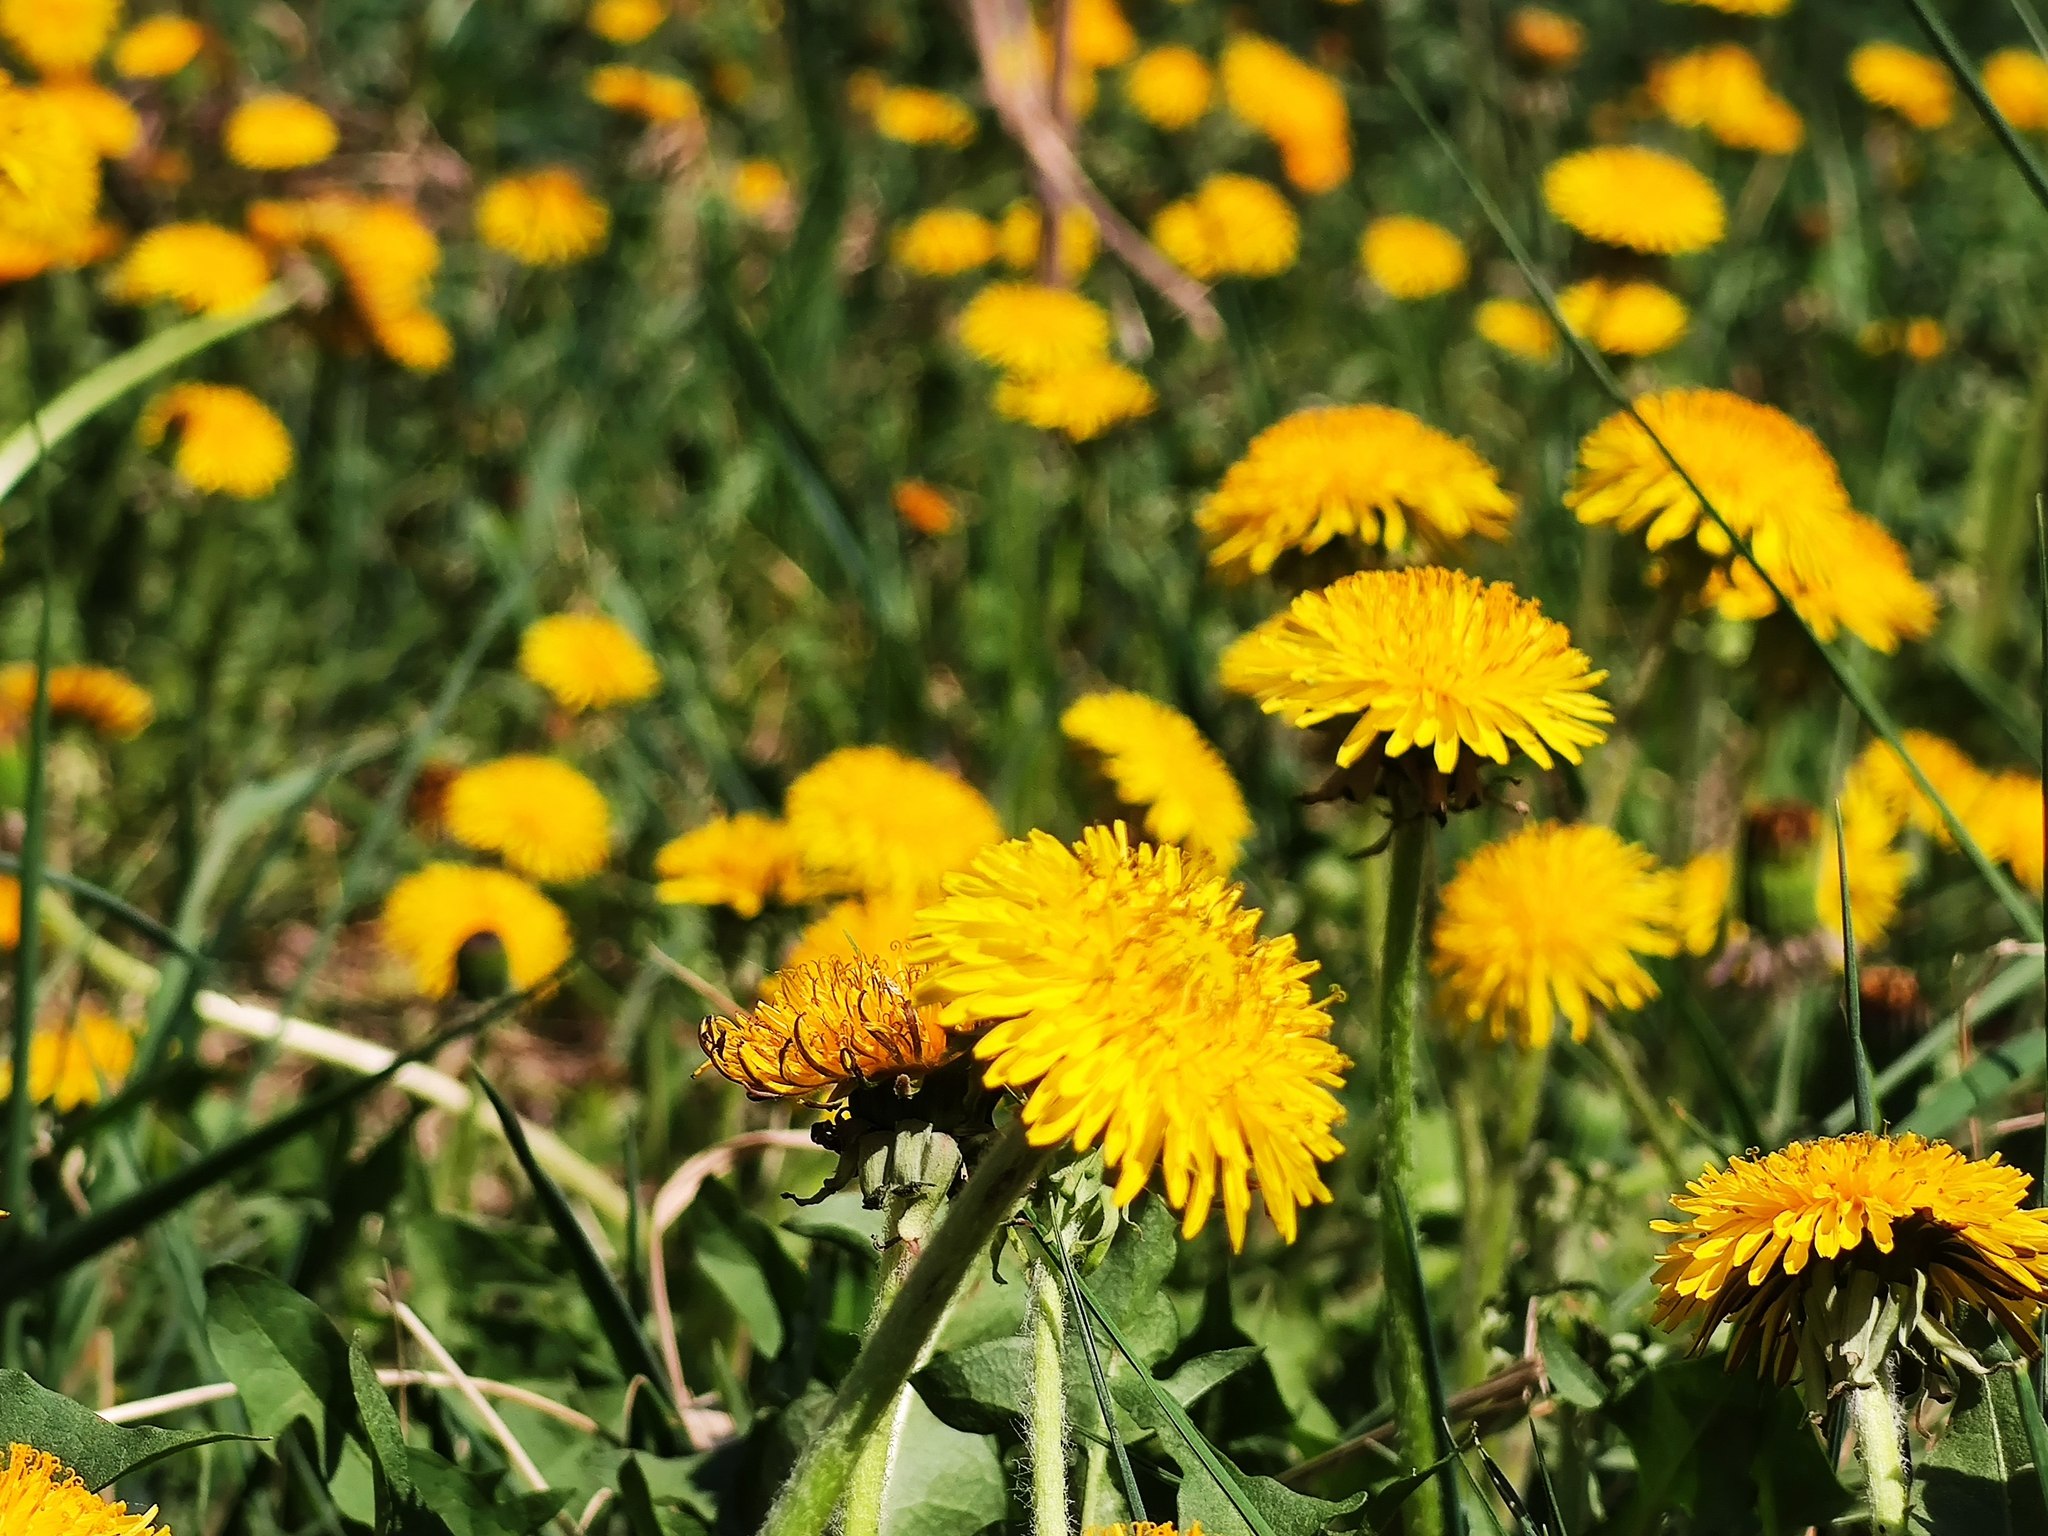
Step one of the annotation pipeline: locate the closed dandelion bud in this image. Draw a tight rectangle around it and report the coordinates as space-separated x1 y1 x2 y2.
455 932 512 1001
1742 801 1821 940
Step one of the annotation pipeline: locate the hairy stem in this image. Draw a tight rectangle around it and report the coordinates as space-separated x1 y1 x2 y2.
1849 1369 1910 1536
1028 1259 1070 1536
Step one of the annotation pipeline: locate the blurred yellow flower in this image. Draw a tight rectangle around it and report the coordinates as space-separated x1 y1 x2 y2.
891 207 997 276
1674 848 1733 956
0 217 117 285
701 952 954 1102
0 0 118 74
1557 277 1689 356
1152 173 1299 280
0 86 100 247
224 93 338 170
892 479 958 535
785 745 1004 900
996 200 1098 279
0 876 18 949
1506 7 1584 70
1124 45 1212 130
993 359 1156 441
1475 297 1560 362
1986 48 2048 132
1666 0 1789 12
654 813 798 918
0 1004 135 1111
1850 42 1953 130
873 85 977 148
1197 404 1514 575
0 663 153 739
38 79 141 159
1815 762 1913 950
1847 731 1989 848
113 13 203 77
1704 502 1937 653
1066 0 1134 69
476 168 609 266
1543 146 1725 254
111 222 270 313
445 756 612 884
253 195 448 371
586 0 663 44
1061 690 1251 870
1981 771 2045 893
729 158 792 221
587 65 700 124
1220 34 1351 194
1359 215 1467 300
958 281 1111 374
1902 317 1945 360
518 612 659 712
1648 43 1804 155
381 863 572 999
139 383 293 498
783 892 921 974
368 304 452 372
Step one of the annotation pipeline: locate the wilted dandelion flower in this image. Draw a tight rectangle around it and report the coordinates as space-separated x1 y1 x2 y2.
1220 35 1351 194
1475 298 1560 362
1433 822 1681 1047
1543 146 1725 255
39 79 141 159
0 1004 135 1111
1359 216 1467 300
444 756 612 884
587 65 700 124
1649 44 1805 155
0 0 118 74
0 86 100 247
1849 42 1953 130
786 745 1004 899
911 823 1347 1247
0 663 152 739
701 953 954 1102
997 201 1098 279
139 383 292 497
654 813 798 919
0 1444 167 1536
873 86 977 148
224 93 338 170
111 222 270 313
728 159 792 222
381 863 572 999
586 0 663 44
113 14 203 77
1986 48 2048 131
1557 278 1689 357
1125 45 1211 130
1061 692 1252 870
1506 7 1584 70
958 282 1111 375
891 208 997 276
1651 1133 2048 1385
893 480 957 535
993 359 1156 441
1151 173 1299 281
1197 404 1515 575
476 169 609 266
518 613 658 712
1674 848 1733 956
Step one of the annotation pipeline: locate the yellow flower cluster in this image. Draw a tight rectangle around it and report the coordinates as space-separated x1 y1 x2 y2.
1649 44 1804 155
958 281 1154 440
1220 35 1351 194
871 85 978 148
1153 174 1300 282
1557 278 1689 357
588 64 701 124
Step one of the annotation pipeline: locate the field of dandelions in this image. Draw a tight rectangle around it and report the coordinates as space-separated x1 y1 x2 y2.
16 0 2048 1532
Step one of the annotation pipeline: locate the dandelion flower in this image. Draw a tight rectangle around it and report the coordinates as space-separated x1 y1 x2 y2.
1506 7 1584 70
224 93 337 170
0 0 118 74
381 863 572 999
1557 278 1689 357
0 876 17 949
259 196 447 370
1674 848 1733 956
586 0 663 44
911 823 1347 1248
958 282 1111 375
783 892 922 974
518 613 659 712
1649 44 1805 155
476 168 609 266
893 480 958 535
0 1004 135 1111
729 159 792 222
1065 0 1134 69
785 745 1004 900
1902 317 1945 361
113 14 203 77
891 208 997 277
0 86 100 247
1707 503 1937 653
1651 1133 2048 1384
1222 566 1611 783
997 201 1098 279
1846 732 1989 848
1667 0 1790 13
444 756 612 884
587 65 700 124
111 222 269 314
1360 215 1468 300
1543 146 1726 255
0 663 152 739
701 953 954 1102
1061 691 1251 870
1220 35 1351 195
993 359 1156 441
873 86 977 148
138 383 292 498
1981 771 2045 893
1433 822 1681 1048
0 1445 167 1536
1850 42 1953 131
38 79 141 160
1125 45 1211 129
654 813 797 918
1986 48 2048 132
369 306 452 372
1815 766 1913 950
1153 173 1300 281
1475 297 1560 362
1197 404 1515 575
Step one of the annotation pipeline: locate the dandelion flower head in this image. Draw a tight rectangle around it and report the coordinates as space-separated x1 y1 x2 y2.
892 207 998 277
1986 49 2048 132
476 168 609 266
1061 691 1252 870
993 359 1156 441
1066 0 1134 69
1980 771 2046 894
997 201 1098 279
587 65 701 124
113 14 203 77
0 663 152 740
444 756 612 884
1153 172 1300 283
586 0 664 44
1125 45 1212 130
1220 35 1351 194
224 93 338 170
958 282 1111 375
0 1444 167 1536
39 79 141 160
1649 44 1805 155
1704 505 1937 654
1850 42 1953 130
1360 215 1468 300
1558 278 1689 357
786 745 1004 900
0 0 119 74
1543 146 1726 255
893 480 958 535
381 863 572 999
1815 764 1913 950
701 953 954 1103
111 222 269 314
139 384 292 498
1846 731 1990 849
1674 848 1733 956
0 1004 136 1112
518 613 659 713
729 159 793 222
1475 298 1560 363
873 85 977 148
0 85 101 247
1506 8 1584 70
654 813 798 919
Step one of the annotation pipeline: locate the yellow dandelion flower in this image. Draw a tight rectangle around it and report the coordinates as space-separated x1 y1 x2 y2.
1152 173 1300 281
1557 277 1689 357
654 812 797 918
1085 1527 1195 1536
783 891 922 974
476 168 609 267
1902 317 1945 361
1433 822 1681 1048
1987 48 2048 132
785 746 1004 900
873 86 977 148
586 0 663 44
893 480 958 535
891 207 997 277
1061 691 1251 870
997 201 1099 279
444 756 612 884
110 222 269 314
37 79 141 160
0 0 118 74
1666 0 1790 13
1815 765 1913 950
1543 146 1726 255
0 217 116 285
224 93 338 170
518 613 658 713
138 383 292 498
0 663 152 739
701 952 954 1102
113 14 202 77
1506 7 1584 70
1651 1133 2048 1384
1221 566 1611 777
587 65 700 124
911 823 1347 1248
957 281 1111 375
1125 45 1212 130
1475 297 1560 362
1196 404 1515 575
1846 731 1990 848
369 306 452 372
0 876 18 949
1850 42 1953 130
0 85 100 247
260 195 448 370
1220 35 1351 195
0 1444 167 1536
729 158 792 221
1359 215 1468 300
993 359 1156 441
1649 44 1805 156
1065 0 1134 69
0 1004 136 1111
1981 771 2045 893
381 863 572 999
1674 848 1732 956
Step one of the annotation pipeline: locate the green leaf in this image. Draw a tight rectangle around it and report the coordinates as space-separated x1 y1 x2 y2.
204 1264 351 1474
616 1455 711 1536
1916 1365 2048 1534
352 1332 414 1520
1822 961 2042 1134
1178 1466 1366 1536
401 1449 570 1536
879 1391 1007 1536
0 1369 252 1490
1899 1034 2047 1138
1535 1322 1606 1411
914 1337 1028 1437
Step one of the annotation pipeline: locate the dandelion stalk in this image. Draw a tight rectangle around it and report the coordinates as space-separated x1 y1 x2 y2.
1027 1258 1071 1536
1848 1363 1910 1536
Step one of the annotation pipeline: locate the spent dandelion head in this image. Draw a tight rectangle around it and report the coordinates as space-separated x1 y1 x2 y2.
1849 42 1953 131
517 613 659 713
476 168 609 266
785 745 1005 900
891 207 998 277
957 281 1111 375
224 93 338 170
700 952 954 1103
1060 691 1253 870
1125 45 1213 130
1542 146 1726 255
443 756 612 884
381 863 572 1000
111 223 270 314
654 813 799 919
993 359 1156 441
1359 215 1468 300
139 384 294 498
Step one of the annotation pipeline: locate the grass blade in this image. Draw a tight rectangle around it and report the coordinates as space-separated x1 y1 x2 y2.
0 859 206 968
1668 987 1767 1152
1386 1183 1466 1536
1835 801 1878 1136
1903 0 2048 215
1039 1217 1146 1522
1897 1031 2046 1137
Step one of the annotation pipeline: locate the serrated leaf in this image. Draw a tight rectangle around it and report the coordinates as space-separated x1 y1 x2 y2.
204 1264 352 1476
0 1369 252 1491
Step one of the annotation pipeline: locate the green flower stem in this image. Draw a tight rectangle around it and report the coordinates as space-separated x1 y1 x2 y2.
0 284 299 507
759 1118 1053 1536
1455 1043 1549 1387
1027 1258 1071 1536
1588 1017 1687 1185
1849 1370 1910 1536
1377 816 1442 1536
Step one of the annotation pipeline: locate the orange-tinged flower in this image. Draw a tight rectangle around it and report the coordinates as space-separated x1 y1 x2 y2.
139 383 293 497
893 480 958 535
1987 48 2048 132
701 952 954 1102
586 0 663 43
0 663 153 739
0 1003 135 1111
1506 7 1583 70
